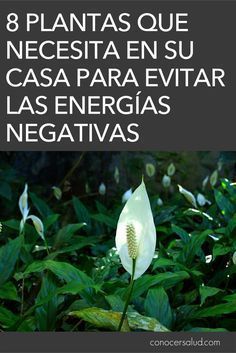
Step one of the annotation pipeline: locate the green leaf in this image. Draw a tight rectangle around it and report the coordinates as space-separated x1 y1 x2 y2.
35 274 59 331
25 281 99 318
194 301 236 318
70 307 130 332
0 282 20 302
153 258 177 270
188 327 228 332
22 259 94 302
178 230 211 266
213 244 232 258
132 271 190 298
214 189 235 219
91 214 117 229
171 224 190 243
155 206 176 225
72 197 91 229
199 286 222 306
184 208 213 221
0 307 18 328
49 237 98 259
144 287 172 328
30 192 53 218
223 293 236 302
70 308 169 332
0 235 23 286
127 311 169 332
44 214 60 230
17 317 36 332
105 295 125 312
53 223 87 248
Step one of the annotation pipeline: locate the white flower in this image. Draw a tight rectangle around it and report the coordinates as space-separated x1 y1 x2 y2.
162 175 171 188
210 170 218 187
205 255 212 263
157 198 163 206
116 180 156 280
19 184 30 224
233 251 236 265
145 163 156 177
217 160 223 172
122 188 132 203
197 193 211 207
114 167 120 184
52 186 62 200
167 163 176 177
98 182 106 195
202 175 209 190
178 185 197 208
27 215 45 241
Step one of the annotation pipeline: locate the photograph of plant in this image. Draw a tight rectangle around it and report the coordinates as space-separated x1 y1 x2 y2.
0 151 236 332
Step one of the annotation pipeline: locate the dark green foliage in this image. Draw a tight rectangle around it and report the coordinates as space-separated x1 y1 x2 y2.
0 153 236 332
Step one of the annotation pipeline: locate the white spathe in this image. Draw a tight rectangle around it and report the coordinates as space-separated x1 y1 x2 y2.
167 163 176 177
116 180 156 280
98 182 106 195
19 183 30 223
27 215 45 241
162 175 171 188
197 193 211 207
122 188 132 203
178 185 197 209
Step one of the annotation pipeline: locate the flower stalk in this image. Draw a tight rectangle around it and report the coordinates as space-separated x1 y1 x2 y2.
118 258 136 331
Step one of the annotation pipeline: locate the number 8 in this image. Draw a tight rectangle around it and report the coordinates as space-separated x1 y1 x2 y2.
6 13 19 32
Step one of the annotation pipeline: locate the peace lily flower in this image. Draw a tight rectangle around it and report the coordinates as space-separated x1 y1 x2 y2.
162 174 171 188
116 180 156 331
202 175 209 190
145 163 156 177
52 186 62 200
122 188 132 203
19 184 30 227
114 167 120 184
205 255 212 264
167 163 176 177
98 182 106 195
157 197 163 207
178 185 197 209
233 251 236 265
27 215 45 241
18 184 49 253
116 180 156 280
197 193 211 207
210 170 218 187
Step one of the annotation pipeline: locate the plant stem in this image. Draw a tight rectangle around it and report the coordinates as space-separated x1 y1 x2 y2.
44 239 50 256
118 259 136 331
59 152 85 188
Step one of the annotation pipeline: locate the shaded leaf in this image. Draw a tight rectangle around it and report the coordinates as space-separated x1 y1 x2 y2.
199 286 222 306
0 281 20 302
36 274 59 331
0 235 23 286
144 287 172 328
132 271 190 298
195 301 236 318
72 197 91 229
70 307 130 332
0 307 18 328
